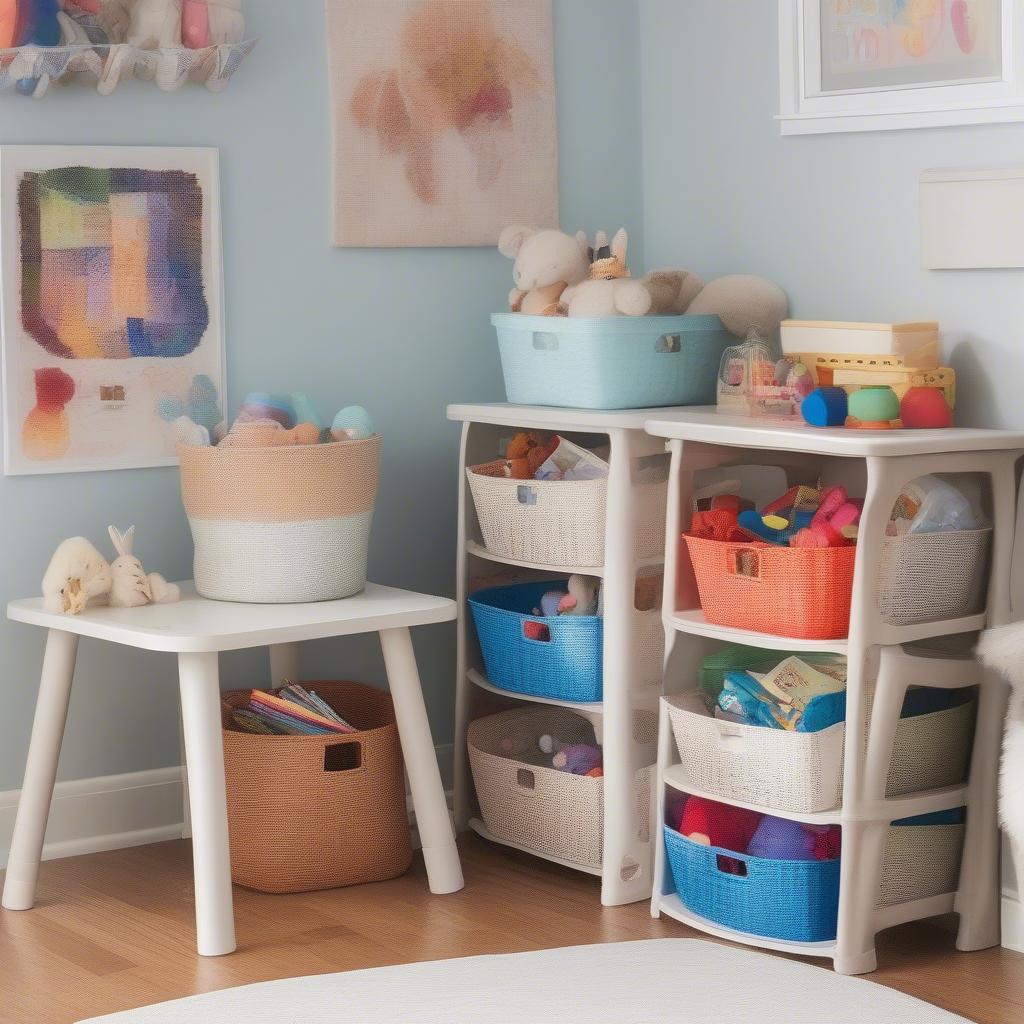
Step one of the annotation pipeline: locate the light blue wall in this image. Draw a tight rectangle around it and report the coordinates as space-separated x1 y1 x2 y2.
639 0 1024 431
0 0 642 791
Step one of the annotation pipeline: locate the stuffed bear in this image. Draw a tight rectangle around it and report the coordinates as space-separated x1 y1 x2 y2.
498 226 592 316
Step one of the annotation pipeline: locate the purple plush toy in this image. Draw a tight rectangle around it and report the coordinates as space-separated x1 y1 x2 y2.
552 743 603 777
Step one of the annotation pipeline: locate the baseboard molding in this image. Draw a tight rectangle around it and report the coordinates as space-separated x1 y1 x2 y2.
1 743 455 870
1003 892 1024 953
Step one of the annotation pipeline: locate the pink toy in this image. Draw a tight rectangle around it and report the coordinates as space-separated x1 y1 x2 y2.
792 485 860 548
181 0 208 46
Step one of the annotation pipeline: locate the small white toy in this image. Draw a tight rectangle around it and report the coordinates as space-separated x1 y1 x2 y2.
127 0 182 48
331 405 374 441
498 225 591 316
561 230 653 318
173 415 211 447
687 274 790 340
42 537 113 615
108 525 181 608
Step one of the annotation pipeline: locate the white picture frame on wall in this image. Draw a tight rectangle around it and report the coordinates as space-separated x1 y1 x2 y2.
0 146 226 476
779 0 1024 134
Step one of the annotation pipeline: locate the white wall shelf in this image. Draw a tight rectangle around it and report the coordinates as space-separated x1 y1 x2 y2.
645 409 1024 975
450 403 668 907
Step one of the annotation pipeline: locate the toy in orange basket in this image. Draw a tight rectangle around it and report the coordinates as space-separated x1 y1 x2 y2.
791 485 860 548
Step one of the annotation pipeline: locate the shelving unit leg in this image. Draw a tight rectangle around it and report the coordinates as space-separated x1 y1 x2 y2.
834 820 888 976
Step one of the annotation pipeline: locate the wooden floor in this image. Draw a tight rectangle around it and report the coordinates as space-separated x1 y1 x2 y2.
1 835 1023 1023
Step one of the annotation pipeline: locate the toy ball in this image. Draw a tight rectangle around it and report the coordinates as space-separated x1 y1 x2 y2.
900 386 952 429
801 387 847 428
331 405 375 441
848 385 899 423
746 816 816 861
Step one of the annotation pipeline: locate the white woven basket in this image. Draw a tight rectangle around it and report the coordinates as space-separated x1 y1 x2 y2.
468 707 654 868
666 692 975 813
877 529 991 626
878 821 965 907
467 463 666 568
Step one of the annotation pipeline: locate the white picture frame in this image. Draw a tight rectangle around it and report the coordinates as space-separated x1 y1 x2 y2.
0 146 226 476
779 0 1024 134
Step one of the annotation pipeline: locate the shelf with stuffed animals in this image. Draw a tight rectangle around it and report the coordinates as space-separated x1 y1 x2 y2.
643 410 1024 976
0 1 255 97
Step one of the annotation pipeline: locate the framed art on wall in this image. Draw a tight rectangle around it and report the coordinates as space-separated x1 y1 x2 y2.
326 0 559 247
0 146 226 476
779 0 1024 134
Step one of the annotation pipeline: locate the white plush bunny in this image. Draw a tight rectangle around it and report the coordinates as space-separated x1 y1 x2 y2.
127 0 182 48
560 229 653 318
42 537 113 615
108 526 180 608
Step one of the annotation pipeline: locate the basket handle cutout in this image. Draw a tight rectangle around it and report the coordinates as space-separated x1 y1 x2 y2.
523 620 551 643
732 548 761 579
324 741 362 773
517 485 538 506
716 729 746 753
532 332 559 351
656 333 681 354
516 768 536 791
716 854 747 877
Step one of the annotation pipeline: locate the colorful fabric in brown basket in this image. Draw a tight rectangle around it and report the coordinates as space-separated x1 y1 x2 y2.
220 680 412 893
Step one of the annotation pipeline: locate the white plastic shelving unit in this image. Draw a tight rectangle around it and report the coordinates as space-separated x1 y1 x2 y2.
643 408 1024 975
448 402 679 906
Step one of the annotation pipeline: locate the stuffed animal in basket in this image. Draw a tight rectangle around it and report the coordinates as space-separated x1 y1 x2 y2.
539 575 600 617
560 230 653 318
498 226 591 316
538 734 603 777
127 0 182 48
108 526 180 607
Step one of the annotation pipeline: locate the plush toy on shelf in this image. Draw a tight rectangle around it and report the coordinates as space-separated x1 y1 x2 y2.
220 421 321 448
41 537 113 615
498 225 591 316
538 734 603 777
127 0 182 48
538 575 600 618
108 525 180 607
679 796 762 852
561 229 654 318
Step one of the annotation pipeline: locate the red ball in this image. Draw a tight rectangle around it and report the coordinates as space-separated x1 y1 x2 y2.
900 387 952 429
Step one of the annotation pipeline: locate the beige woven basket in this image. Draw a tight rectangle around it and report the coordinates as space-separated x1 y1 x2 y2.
220 681 411 893
878 821 965 907
467 462 667 568
877 529 991 626
666 692 975 814
179 436 380 603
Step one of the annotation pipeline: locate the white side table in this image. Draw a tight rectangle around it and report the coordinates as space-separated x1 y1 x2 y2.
1 582 464 957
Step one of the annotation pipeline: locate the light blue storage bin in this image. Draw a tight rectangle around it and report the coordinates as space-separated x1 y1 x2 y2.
468 580 603 703
663 825 841 943
492 312 732 410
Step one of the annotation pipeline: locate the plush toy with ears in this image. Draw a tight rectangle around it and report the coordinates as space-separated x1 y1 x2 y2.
498 226 591 316
561 229 653 318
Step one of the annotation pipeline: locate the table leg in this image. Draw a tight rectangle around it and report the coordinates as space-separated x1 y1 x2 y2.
2 629 78 912
379 627 464 895
177 651 236 956
268 642 300 687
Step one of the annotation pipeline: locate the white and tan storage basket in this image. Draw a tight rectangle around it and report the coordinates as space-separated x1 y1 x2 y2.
878 818 965 907
178 436 379 603
466 460 667 568
666 691 975 814
877 529 991 626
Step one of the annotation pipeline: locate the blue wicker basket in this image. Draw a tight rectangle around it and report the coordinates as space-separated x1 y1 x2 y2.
663 825 841 943
492 313 733 410
468 581 603 702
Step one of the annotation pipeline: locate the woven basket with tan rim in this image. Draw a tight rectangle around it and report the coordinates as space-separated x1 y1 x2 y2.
178 435 379 603
220 681 412 893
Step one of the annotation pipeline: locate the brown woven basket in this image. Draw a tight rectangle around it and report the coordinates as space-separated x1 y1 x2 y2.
220 681 412 893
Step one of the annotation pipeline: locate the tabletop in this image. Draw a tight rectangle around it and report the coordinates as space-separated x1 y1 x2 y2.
447 403 687 432
7 583 457 654
644 407 1024 457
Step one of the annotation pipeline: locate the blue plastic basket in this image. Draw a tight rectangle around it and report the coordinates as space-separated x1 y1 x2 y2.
663 825 840 943
468 581 603 702
492 312 732 410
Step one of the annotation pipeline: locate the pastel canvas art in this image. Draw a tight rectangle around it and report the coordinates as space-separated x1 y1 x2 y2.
0 147 225 475
327 0 559 247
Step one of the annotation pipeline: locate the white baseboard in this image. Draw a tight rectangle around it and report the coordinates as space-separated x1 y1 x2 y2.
1 743 455 870
1003 892 1024 953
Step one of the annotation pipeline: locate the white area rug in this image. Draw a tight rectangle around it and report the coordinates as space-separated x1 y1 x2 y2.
79 939 973 1023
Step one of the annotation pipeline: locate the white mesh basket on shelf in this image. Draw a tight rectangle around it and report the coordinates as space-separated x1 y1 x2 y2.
876 529 991 626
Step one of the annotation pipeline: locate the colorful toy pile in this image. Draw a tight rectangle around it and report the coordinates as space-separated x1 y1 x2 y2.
690 482 861 549
677 794 841 866
472 431 608 482
175 390 375 450
229 683 357 736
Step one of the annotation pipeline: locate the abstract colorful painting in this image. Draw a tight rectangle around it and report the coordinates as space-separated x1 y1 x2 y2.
0 147 225 475
326 0 558 247
819 0 1002 93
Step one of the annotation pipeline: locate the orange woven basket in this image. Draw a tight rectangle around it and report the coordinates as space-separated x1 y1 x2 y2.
220 681 412 893
684 535 856 640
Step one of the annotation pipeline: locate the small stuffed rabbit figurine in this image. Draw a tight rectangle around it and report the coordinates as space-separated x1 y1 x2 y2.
42 537 113 615
560 229 654 318
108 526 181 608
